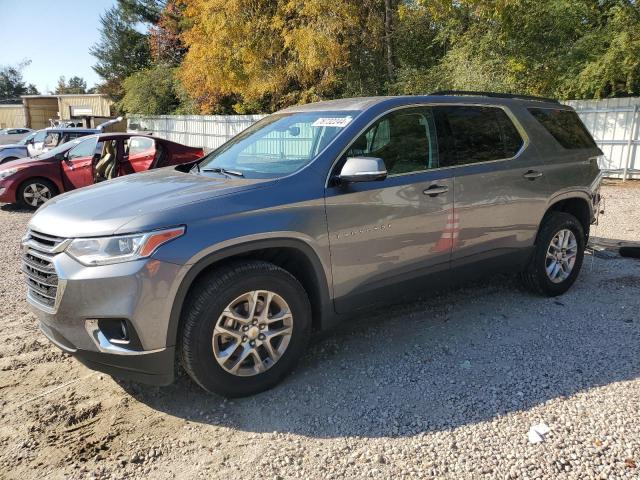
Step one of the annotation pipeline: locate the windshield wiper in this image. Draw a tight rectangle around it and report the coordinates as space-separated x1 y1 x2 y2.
202 167 244 177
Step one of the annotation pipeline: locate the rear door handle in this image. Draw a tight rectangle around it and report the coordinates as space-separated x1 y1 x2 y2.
523 170 543 180
423 185 449 197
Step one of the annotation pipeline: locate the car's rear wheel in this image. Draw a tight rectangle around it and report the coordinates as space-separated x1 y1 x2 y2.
521 212 585 296
0 157 19 164
17 178 57 209
180 260 311 397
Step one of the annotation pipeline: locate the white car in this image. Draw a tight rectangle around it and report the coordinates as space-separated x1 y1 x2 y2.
0 128 34 146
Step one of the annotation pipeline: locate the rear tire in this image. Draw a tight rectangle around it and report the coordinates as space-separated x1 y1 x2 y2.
1 157 19 164
520 212 585 296
17 178 57 209
180 260 312 397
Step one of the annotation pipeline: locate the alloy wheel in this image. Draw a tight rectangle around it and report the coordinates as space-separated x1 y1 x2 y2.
212 290 293 377
22 183 52 207
545 228 578 283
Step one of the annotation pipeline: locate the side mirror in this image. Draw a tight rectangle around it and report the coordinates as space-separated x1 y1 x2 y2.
338 157 387 183
54 152 67 161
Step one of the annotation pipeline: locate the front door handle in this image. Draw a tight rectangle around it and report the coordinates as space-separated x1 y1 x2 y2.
523 170 543 180
423 185 449 197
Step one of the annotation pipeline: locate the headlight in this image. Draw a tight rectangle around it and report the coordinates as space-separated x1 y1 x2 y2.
0 167 19 180
65 227 185 266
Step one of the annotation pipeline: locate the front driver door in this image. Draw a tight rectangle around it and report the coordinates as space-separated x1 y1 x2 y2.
325 106 455 313
61 137 99 190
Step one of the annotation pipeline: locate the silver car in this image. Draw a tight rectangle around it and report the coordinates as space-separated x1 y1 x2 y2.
0 127 34 146
23 92 602 397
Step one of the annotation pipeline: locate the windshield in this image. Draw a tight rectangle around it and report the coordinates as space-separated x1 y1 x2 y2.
19 131 36 145
196 111 357 178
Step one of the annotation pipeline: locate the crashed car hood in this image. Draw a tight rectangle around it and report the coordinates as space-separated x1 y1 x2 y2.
29 168 271 237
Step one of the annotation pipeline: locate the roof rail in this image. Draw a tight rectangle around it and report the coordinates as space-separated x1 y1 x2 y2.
429 90 560 104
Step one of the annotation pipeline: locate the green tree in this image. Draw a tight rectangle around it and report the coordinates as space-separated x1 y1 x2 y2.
90 5 152 101
55 76 88 94
0 61 39 100
120 65 192 114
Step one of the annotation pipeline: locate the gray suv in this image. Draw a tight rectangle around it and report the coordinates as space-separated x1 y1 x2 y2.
23 92 602 397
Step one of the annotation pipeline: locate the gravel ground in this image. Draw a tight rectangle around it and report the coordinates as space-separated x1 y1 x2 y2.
0 181 639 480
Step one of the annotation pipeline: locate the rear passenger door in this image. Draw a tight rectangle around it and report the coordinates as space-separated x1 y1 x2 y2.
440 105 552 269
124 137 157 172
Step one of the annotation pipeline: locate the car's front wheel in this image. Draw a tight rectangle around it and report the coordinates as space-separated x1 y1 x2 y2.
17 178 57 209
180 261 312 397
521 211 585 296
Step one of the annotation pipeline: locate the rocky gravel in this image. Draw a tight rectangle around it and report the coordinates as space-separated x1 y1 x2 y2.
0 182 639 480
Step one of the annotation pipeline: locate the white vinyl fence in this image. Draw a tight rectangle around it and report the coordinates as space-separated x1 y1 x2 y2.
129 97 640 179
127 114 266 151
564 98 640 180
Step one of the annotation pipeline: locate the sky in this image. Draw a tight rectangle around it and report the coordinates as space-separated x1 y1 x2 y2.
0 0 116 94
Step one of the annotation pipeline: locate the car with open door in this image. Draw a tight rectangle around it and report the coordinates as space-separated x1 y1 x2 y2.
0 128 99 164
0 133 204 208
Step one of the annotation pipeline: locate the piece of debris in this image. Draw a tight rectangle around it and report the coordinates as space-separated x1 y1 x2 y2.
460 360 472 370
527 423 551 444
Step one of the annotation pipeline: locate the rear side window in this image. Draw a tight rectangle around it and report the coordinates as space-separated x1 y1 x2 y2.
528 108 596 149
126 137 155 155
441 106 524 165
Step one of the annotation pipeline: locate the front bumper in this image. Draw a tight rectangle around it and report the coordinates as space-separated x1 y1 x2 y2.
27 248 185 386
0 179 17 203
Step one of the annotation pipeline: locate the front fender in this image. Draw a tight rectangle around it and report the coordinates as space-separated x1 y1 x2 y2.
163 235 335 349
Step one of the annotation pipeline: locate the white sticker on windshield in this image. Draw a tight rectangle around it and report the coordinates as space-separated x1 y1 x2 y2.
312 117 352 128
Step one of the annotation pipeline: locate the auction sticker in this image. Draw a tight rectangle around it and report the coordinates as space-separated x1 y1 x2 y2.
312 117 352 128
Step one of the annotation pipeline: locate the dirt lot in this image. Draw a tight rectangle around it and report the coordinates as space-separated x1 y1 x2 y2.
0 182 639 480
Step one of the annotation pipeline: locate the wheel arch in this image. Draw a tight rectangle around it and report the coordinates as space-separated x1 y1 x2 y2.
538 193 592 243
17 176 61 202
166 238 336 350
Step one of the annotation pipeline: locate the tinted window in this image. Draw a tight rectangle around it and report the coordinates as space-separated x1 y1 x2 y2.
68 137 98 160
442 106 523 164
345 107 440 175
528 108 596 149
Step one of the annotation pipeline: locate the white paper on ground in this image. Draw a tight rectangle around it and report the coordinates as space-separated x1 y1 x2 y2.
527 423 551 444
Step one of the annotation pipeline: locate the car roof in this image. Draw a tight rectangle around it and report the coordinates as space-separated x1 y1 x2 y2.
279 94 570 114
45 128 98 133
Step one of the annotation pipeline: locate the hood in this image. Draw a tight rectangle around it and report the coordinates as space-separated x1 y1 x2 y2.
29 168 271 237
0 155 53 170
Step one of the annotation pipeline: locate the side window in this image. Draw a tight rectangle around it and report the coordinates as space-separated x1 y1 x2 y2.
127 137 155 155
442 106 523 165
68 138 98 160
345 107 440 175
528 108 596 149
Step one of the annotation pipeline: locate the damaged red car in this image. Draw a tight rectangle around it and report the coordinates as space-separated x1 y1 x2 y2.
0 133 204 208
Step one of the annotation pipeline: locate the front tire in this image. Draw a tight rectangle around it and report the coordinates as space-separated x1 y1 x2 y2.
180 261 312 397
17 178 57 209
521 212 585 296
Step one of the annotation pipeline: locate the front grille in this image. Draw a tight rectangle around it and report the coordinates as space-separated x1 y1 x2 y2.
22 230 68 309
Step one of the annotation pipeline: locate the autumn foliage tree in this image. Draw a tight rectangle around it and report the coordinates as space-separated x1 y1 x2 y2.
93 0 640 114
